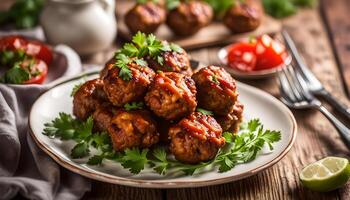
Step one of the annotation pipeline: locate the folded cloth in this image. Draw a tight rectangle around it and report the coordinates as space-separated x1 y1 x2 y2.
0 47 91 200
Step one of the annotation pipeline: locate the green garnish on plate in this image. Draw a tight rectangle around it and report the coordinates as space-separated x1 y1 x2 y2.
43 113 281 175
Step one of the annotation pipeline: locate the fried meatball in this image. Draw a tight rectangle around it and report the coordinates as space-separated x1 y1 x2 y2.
223 0 261 33
192 66 238 115
92 104 115 132
103 61 155 106
145 72 197 120
216 101 244 133
125 2 166 34
146 50 193 76
73 79 107 121
169 112 226 164
166 1 213 36
107 109 159 151
100 57 115 79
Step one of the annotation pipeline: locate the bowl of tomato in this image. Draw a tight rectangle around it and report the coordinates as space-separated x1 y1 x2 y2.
0 35 82 85
218 34 291 79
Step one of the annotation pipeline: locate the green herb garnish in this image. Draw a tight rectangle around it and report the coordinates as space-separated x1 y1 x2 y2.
0 62 30 84
124 102 144 111
70 83 83 97
196 108 214 116
43 114 281 175
114 32 183 81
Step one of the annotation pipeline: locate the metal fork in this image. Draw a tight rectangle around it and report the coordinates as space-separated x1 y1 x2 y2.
282 30 350 121
278 65 350 149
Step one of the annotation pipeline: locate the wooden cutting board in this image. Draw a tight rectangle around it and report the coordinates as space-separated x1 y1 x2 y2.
116 0 281 50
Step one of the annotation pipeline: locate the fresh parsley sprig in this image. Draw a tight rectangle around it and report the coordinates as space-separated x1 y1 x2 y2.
43 113 281 175
114 32 184 80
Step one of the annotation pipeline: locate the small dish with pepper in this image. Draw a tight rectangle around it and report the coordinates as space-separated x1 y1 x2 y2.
218 34 291 79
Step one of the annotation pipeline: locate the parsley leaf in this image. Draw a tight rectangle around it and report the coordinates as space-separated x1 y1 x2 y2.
43 113 281 176
120 148 149 174
196 108 214 116
0 63 30 84
211 75 219 84
124 102 144 111
70 83 83 97
71 142 90 158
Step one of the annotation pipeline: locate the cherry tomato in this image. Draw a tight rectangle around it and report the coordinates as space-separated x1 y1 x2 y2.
255 34 286 70
0 35 27 51
22 59 48 84
227 42 257 72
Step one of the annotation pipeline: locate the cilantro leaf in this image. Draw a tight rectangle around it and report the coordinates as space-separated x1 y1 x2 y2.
223 132 234 143
170 43 183 53
211 75 219 84
124 102 144 111
196 108 214 116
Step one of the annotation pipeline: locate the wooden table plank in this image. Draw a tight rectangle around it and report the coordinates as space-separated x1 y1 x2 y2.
320 0 350 98
166 8 350 200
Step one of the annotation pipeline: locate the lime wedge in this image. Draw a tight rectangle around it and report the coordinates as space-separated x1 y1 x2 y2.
300 157 350 192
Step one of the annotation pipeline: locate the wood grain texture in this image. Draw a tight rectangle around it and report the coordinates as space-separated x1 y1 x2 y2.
320 0 350 98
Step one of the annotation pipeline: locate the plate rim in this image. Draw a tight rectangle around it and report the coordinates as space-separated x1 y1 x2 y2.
28 73 297 188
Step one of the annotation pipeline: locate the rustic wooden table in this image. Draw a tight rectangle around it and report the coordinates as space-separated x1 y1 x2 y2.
1 0 349 199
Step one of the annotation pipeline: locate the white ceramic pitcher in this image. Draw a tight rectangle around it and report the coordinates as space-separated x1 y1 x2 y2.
40 0 117 55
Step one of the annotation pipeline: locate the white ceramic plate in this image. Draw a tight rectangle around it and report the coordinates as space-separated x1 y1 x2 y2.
29 74 297 188
217 44 292 79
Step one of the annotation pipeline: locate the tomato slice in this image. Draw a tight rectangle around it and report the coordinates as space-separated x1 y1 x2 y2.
26 40 53 65
227 42 257 72
0 36 53 65
255 34 286 70
0 35 27 52
22 59 48 84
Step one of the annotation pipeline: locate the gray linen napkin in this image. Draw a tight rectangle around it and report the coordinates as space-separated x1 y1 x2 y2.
0 46 91 200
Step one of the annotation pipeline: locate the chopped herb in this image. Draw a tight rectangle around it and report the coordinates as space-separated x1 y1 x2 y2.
196 108 214 116
0 62 30 84
124 102 144 111
211 75 219 84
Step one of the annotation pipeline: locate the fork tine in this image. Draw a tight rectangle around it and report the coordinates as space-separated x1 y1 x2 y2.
294 68 314 101
278 68 297 103
282 66 303 102
286 66 307 101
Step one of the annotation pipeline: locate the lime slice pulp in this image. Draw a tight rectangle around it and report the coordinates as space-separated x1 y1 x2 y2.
300 157 350 192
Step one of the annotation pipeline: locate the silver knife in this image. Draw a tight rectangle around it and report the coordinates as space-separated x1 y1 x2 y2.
282 30 350 121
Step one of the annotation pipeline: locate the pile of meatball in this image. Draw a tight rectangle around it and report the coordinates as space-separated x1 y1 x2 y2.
125 0 262 36
73 48 243 164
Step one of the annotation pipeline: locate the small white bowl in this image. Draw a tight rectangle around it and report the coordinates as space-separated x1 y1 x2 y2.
218 44 292 79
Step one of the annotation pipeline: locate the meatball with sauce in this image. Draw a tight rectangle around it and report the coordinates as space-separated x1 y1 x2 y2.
146 50 192 76
166 1 213 36
107 109 159 151
192 65 238 115
169 112 226 164
223 0 261 33
125 1 166 34
103 61 155 107
145 72 197 120
73 79 107 121
215 101 244 133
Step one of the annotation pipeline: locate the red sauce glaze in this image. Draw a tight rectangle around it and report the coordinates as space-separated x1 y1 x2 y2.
155 72 196 103
201 66 237 98
179 112 225 146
